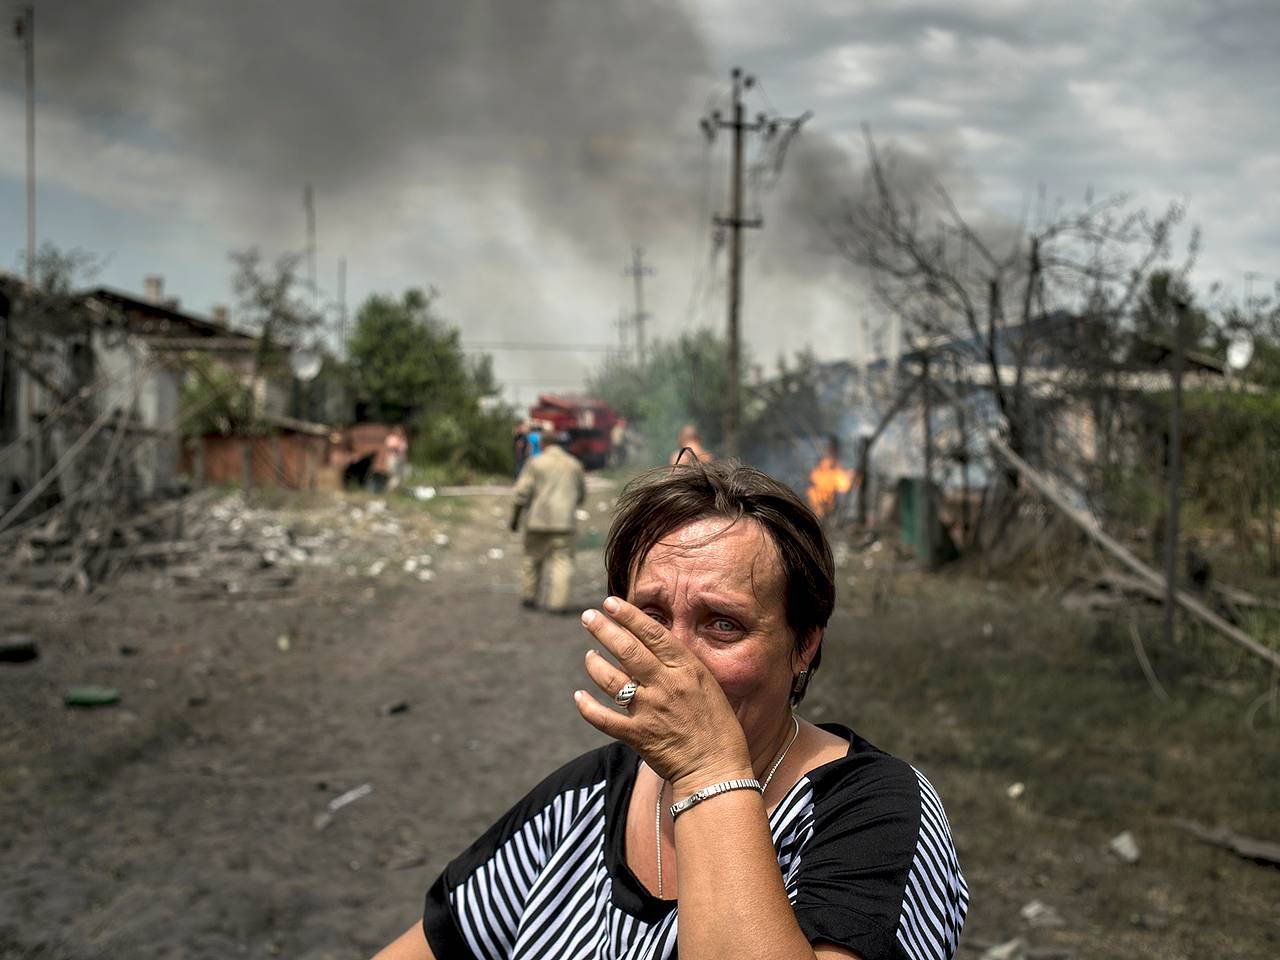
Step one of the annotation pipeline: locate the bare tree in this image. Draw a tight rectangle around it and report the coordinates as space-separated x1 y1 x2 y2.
829 128 1189 471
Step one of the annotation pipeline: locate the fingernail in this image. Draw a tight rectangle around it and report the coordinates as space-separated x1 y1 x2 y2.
573 690 584 702
585 649 596 660
581 609 597 626
603 596 621 613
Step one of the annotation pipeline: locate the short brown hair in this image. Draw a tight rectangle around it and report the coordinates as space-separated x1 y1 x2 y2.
604 459 835 697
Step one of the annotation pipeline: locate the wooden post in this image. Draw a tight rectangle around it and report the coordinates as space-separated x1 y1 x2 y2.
1163 302 1186 647
1264 433 1278 577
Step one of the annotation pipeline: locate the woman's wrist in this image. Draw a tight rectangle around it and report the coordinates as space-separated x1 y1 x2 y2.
669 764 755 804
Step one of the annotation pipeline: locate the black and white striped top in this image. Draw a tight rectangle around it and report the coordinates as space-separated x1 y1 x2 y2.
424 724 967 960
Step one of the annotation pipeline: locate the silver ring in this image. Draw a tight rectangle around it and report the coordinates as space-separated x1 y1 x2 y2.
613 680 639 708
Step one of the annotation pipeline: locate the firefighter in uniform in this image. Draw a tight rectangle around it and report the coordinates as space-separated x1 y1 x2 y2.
510 431 586 613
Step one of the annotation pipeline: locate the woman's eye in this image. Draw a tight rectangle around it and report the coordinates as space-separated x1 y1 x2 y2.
644 609 671 628
710 618 740 633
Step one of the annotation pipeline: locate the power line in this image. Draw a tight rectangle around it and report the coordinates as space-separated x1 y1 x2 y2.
502 377 590 385
461 341 613 353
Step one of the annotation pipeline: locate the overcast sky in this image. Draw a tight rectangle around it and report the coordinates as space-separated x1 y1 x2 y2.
2 0 1277 407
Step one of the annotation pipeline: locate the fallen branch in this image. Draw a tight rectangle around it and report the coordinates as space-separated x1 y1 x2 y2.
1171 818 1280 867
990 433 1280 671
1128 619 1170 703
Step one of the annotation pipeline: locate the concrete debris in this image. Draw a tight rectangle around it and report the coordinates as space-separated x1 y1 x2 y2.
403 558 418 573
330 783 373 811
367 560 387 577
574 509 591 522
413 486 437 501
978 939 1026 960
431 533 450 547
314 782 374 831
1006 782 1026 800
487 548 504 560
416 569 436 583
1109 830 1141 864
1020 899 1064 928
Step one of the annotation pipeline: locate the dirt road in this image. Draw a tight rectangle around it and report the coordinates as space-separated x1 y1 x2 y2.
0 490 618 960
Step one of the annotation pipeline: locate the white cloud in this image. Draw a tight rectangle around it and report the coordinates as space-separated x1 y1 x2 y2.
957 125 1012 153
892 97 963 120
918 27 958 61
811 44 884 96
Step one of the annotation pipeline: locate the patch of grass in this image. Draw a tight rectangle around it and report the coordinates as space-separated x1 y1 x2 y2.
408 462 511 488
396 492 480 525
815 571 1280 958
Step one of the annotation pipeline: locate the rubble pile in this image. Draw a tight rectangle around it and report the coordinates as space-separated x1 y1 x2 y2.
0 488 304 602
1 478 618 604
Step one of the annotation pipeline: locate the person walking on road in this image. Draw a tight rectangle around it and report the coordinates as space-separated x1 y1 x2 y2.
510 431 586 614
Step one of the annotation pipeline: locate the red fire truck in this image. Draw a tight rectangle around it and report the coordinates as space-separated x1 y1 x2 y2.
528 394 621 470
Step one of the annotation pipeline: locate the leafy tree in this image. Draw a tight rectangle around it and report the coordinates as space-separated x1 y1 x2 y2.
587 329 736 464
348 289 468 424
178 354 253 437
1181 390 1280 566
347 288 513 475
1130 270 1210 355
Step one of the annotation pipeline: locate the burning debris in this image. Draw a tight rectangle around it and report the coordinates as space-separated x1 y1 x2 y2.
805 435 858 522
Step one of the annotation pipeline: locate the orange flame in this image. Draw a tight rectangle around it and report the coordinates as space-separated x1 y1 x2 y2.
806 456 856 519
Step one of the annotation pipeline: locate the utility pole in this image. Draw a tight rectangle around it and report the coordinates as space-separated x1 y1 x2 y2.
15 6 35 285
613 308 630 359
701 68 808 457
624 246 653 366
304 183 317 307
337 257 347 357
1244 270 1262 308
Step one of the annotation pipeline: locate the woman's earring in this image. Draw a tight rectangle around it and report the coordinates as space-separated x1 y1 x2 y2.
790 670 810 704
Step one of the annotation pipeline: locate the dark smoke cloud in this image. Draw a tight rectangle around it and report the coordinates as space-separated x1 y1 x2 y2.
33 1 715 254
19 0 935 392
